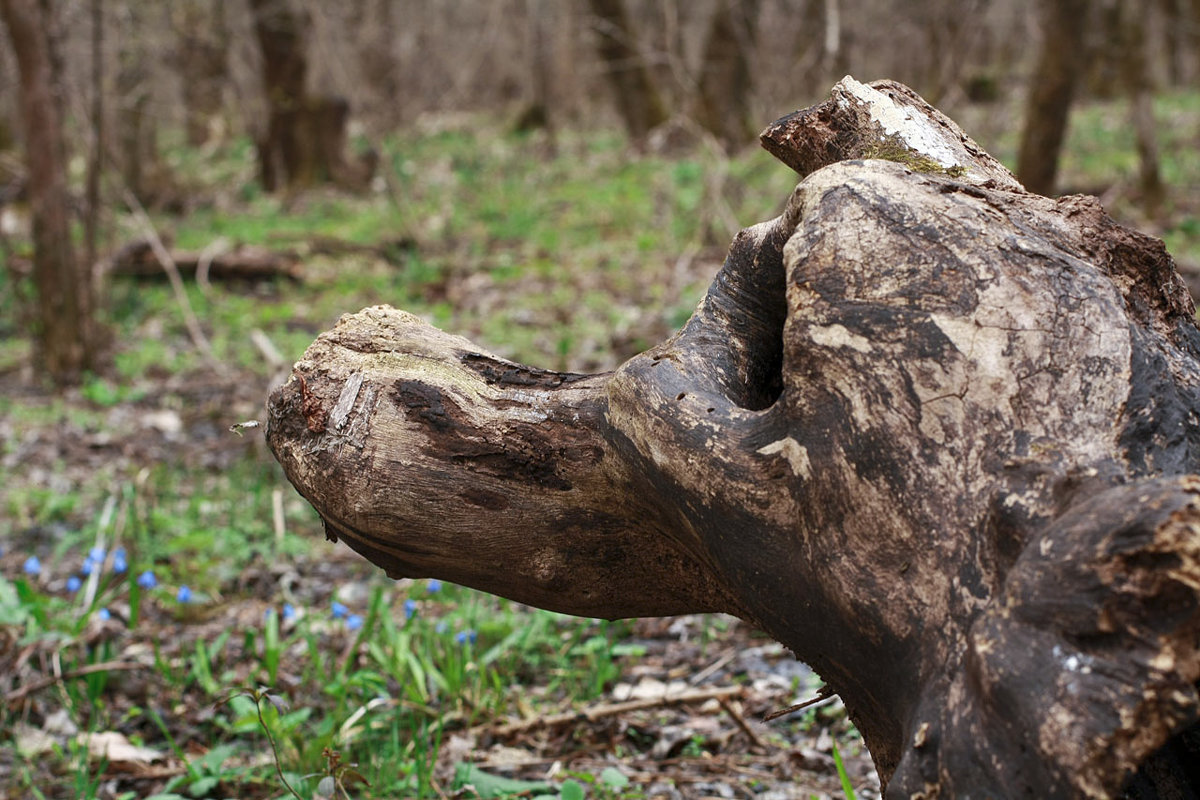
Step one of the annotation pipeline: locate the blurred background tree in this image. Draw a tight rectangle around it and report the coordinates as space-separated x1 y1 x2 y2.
1016 0 1090 194
3 0 1195 201
1 0 102 384
172 0 229 149
0 0 1198 384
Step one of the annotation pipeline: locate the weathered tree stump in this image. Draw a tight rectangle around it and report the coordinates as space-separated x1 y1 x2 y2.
267 78 1200 798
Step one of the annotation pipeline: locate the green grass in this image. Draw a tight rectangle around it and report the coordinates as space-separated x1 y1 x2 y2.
831 740 858 800
3 94 1200 798
2 535 641 798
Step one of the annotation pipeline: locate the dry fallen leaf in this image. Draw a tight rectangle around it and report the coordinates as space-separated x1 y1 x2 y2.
80 731 165 764
13 722 58 758
610 677 690 701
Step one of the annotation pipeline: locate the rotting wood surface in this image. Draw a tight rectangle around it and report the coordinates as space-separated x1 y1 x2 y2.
268 78 1200 798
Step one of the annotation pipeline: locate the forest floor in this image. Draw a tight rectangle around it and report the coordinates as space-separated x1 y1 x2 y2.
2 90 1199 799
0 347 876 799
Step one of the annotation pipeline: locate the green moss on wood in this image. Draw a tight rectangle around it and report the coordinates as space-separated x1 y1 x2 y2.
862 138 968 178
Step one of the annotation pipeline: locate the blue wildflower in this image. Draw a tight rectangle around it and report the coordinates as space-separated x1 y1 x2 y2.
89 546 106 563
22 556 41 576
346 614 364 631
403 599 418 619
111 548 128 574
97 608 111 621
331 601 348 619
136 570 157 589
455 629 477 645
426 579 442 593
80 557 97 576
66 575 82 592
176 585 192 603
282 603 297 621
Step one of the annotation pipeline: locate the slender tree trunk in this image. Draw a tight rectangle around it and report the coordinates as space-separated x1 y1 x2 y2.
585 0 668 141
693 0 760 151
821 0 843 82
85 0 102 270
176 0 228 147
1017 0 1090 194
116 3 161 204
1118 0 1165 216
0 45 13 151
513 0 554 137
248 0 310 191
115 62 151 200
1189 0 1200 84
0 0 99 384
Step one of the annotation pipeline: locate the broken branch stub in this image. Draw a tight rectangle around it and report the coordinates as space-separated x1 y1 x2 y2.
268 78 1200 798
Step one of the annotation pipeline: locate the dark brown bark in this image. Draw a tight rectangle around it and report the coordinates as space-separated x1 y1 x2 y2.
693 0 760 151
268 79 1200 797
585 0 668 141
1 0 99 384
248 0 372 192
0 87 13 151
1017 0 1090 195
175 0 229 147
249 0 309 191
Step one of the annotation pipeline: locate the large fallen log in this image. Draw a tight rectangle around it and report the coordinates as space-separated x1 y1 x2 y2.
266 78 1200 798
110 239 303 282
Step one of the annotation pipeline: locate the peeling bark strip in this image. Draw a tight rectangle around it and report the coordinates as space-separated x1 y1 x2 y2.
268 78 1200 798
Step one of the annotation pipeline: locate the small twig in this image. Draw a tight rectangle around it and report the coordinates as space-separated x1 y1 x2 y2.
689 648 737 685
255 695 304 799
119 186 219 368
5 661 147 705
251 328 285 370
717 696 764 748
763 684 835 722
195 236 232 295
490 685 744 736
